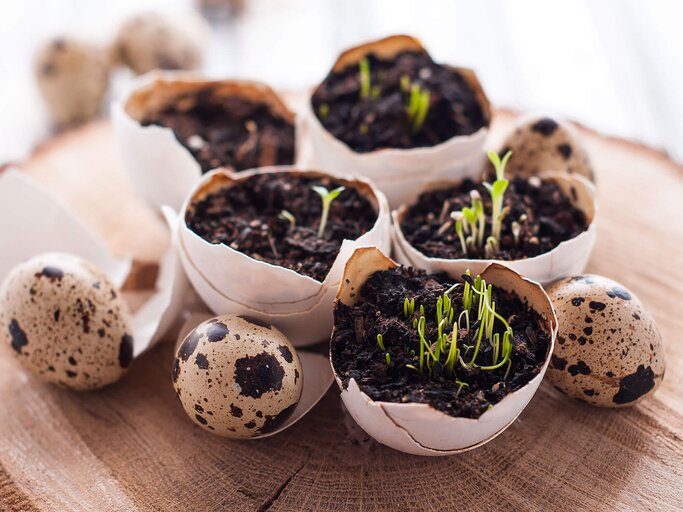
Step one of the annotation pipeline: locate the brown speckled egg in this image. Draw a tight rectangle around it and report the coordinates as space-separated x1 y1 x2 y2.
494 115 594 181
172 315 303 438
546 275 665 407
0 253 134 390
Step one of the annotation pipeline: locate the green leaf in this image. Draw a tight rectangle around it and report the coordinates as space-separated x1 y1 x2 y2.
327 186 346 201
312 185 329 199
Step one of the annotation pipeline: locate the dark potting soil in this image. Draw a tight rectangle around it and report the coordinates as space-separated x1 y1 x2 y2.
331 266 550 418
143 93 295 173
401 176 588 260
311 50 487 152
185 173 377 281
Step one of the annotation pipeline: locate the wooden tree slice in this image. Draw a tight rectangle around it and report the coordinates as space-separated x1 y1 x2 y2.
1 110 682 511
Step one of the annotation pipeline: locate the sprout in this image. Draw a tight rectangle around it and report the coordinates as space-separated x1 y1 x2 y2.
385 353 392 366
318 103 330 120
278 209 296 229
450 150 513 257
312 185 345 237
406 83 430 134
359 57 371 99
376 333 385 351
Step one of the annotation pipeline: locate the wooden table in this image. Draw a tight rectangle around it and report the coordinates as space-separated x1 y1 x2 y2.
1 111 682 511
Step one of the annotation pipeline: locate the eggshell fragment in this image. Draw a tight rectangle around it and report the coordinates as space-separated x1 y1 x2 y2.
331 247 557 455
112 72 296 211
172 315 303 438
0 253 134 390
177 166 391 346
301 34 491 208
495 114 594 181
546 275 665 407
391 171 598 286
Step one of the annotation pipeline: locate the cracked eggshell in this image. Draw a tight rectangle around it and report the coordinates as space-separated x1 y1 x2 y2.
112 72 296 211
0 253 134 390
495 114 594 181
330 247 557 455
546 275 665 407
172 314 303 438
178 166 391 346
392 171 598 286
301 35 491 209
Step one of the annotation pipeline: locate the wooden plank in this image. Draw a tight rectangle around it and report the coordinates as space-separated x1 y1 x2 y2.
1 110 681 511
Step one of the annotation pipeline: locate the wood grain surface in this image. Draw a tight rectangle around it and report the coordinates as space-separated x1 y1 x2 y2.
1 111 682 511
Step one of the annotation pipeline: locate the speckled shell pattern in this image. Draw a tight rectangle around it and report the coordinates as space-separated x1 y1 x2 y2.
172 315 303 438
497 116 594 181
546 275 665 407
0 253 134 391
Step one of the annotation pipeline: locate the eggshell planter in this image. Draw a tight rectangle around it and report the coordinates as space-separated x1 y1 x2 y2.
177 166 391 346
392 171 598 286
301 35 491 208
112 71 296 211
330 247 558 456
175 312 334 438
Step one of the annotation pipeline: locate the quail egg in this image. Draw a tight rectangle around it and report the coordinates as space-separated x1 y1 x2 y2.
35 37 110 126
0 253 134 390
173 315 303 438
114 12 204 75
546 275 665 407
495 115 594 181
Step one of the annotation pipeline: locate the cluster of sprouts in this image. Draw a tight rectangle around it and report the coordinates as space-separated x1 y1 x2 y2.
400 75 430 134
450 151 520 258
279 185 345 238
376 271 515 388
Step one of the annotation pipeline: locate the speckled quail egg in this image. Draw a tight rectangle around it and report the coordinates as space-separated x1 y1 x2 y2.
546 275 665 407
495 115 594 181
0 253 134 390
35 37 111 126
114 12 205 75
172 315 303 438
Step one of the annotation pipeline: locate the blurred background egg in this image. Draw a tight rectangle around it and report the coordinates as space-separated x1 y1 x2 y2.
546 274 665 407
173 314 303 438
494 115 594 181
0 253 134 390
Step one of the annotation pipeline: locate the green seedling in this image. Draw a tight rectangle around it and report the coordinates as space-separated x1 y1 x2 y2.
359 57 371 99
278 210 296 229
376 333 385 351
406 82 430 134
318 103 330 120
312 185 345 237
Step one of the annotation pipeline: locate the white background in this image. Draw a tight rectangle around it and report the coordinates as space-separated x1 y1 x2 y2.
1 0 682 163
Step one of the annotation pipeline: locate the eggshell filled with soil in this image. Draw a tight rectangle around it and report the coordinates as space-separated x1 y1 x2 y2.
177 167 391 346
302 34 490 208
0 253 134 390
546 275 665 407
392 171 598 286
330 247 557 456
172 315 303 438
112 72 296 210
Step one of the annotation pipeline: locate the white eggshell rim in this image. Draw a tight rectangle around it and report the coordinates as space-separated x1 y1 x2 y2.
391 171 598 286
330 247 558 455
178 165 392 314
175 312 334 438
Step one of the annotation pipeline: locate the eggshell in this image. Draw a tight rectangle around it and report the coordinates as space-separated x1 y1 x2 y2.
172 315 303 438
496 114 594 181
112 72 296 211
546 275 665 407
301 34 491 209
175 312 334 438
177 166 391 346
330 247 557 455
0 253 134 390
391 171 598 286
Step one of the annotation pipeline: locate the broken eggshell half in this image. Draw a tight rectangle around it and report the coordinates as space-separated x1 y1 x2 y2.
391 171 598 286
331 247 558 456
0 169 189 389
112 71 296 211
301 34 491 209
175 312 334 438
177 166 391 346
